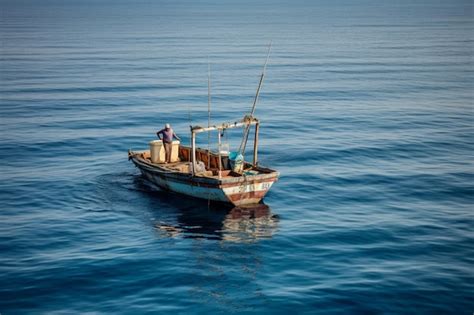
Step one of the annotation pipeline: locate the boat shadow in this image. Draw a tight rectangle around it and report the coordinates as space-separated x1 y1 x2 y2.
132 174 279 242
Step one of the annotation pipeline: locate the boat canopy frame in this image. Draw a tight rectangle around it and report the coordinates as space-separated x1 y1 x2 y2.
190 116 260 178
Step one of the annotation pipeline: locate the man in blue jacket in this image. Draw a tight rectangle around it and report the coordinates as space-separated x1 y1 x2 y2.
156 123 181 163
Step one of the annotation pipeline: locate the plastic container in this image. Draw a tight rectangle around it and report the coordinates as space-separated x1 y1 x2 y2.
219 150 230 170
229 151 244 173
170 140 180 162
149 140 165 163
150 140 180 163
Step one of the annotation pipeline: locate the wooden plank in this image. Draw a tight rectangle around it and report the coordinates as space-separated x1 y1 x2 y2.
253 122 259 166
191 132 196 176
218 129 222 179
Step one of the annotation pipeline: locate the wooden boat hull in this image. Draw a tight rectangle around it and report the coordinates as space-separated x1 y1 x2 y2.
129 152 279 206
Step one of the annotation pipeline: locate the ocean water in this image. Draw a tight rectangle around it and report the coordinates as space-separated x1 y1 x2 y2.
1 0 473 313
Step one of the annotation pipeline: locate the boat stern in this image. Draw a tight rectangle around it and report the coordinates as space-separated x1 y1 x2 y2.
222 173 279 206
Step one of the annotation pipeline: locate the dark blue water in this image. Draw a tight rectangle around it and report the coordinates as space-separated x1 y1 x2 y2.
1 0 473 313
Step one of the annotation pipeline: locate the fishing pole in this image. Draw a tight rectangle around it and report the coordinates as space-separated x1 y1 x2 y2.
239 41 272 156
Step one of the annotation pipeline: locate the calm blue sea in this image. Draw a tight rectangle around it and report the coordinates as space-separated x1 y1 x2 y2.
1 0 473 314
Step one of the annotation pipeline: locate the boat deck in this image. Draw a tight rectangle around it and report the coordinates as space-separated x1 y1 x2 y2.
132 146 274 179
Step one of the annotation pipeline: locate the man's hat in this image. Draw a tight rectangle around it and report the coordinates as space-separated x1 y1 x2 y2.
165 123 171 129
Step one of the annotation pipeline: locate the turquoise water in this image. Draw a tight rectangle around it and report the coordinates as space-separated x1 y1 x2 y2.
1 0 473 313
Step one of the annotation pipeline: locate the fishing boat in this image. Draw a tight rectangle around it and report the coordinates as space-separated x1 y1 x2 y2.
128 116 279 206
129 43 279 206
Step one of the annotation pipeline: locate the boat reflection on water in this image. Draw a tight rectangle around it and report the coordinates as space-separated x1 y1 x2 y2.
221 204 278 242
154 203 279 243
130 174 279 242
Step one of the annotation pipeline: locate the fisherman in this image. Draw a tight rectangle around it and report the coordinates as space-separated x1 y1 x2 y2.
156 123 181 163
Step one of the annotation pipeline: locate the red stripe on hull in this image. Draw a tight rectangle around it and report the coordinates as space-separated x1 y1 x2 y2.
227 190 268 203
220 178 278 188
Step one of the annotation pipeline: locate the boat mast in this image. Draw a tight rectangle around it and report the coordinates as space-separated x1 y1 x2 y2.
207 58 211 170
192 58 212 177
239 41 272 156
